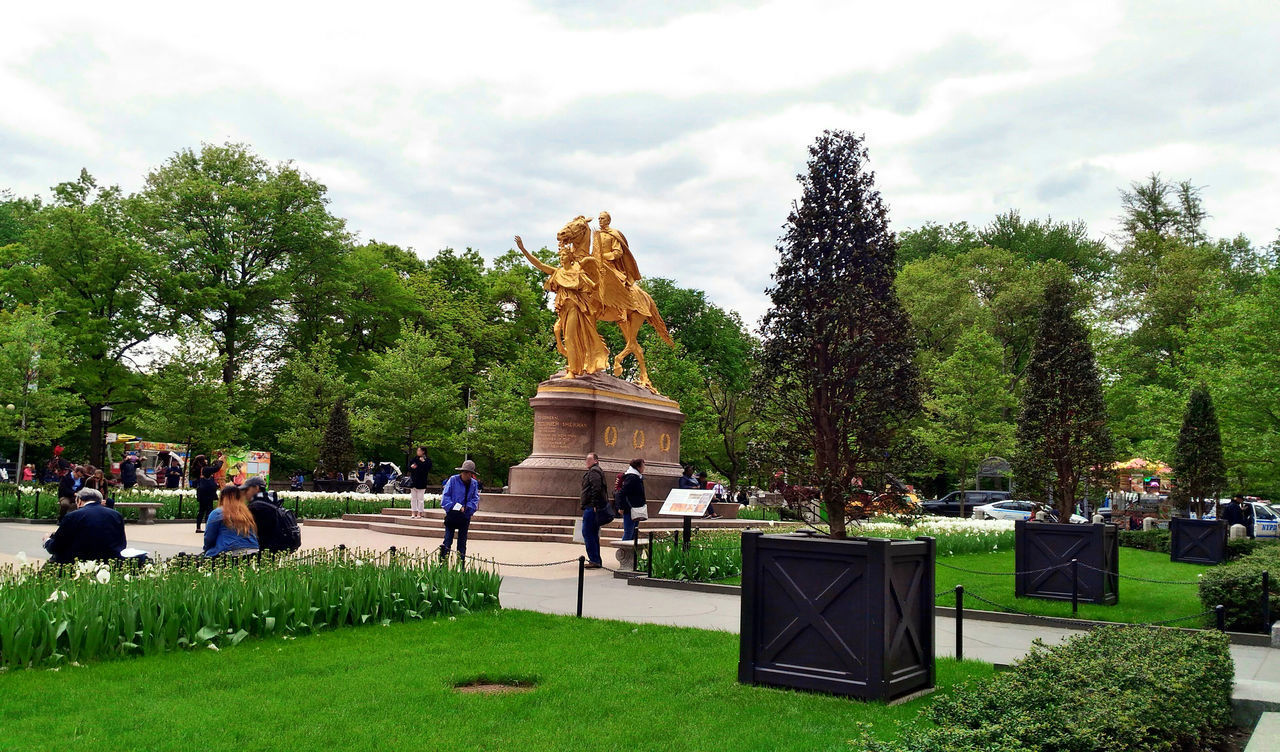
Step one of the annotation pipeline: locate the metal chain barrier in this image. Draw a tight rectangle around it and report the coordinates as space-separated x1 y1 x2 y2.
1076 561 1202 586
935 559 1070 577
463 555 582 568
958 589 1218 630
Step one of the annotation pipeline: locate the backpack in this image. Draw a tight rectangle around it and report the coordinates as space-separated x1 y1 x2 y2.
275 504 302 552
258 492 301 553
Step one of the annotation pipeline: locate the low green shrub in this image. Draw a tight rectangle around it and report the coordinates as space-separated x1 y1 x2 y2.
1198 543 1280 631
865 625 1234 752
736 505 783 521
1118 528 1170 553
0 548 500 669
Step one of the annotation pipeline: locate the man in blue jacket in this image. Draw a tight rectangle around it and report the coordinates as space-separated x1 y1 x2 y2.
43 489 127 563
439 459 480 559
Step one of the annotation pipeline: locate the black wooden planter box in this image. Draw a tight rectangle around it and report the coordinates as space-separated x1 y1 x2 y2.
1169 517 1228 565
738 531 935 702
1014 520 1118 605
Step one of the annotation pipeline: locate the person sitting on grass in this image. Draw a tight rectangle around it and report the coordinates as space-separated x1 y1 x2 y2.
202 484 259 558
42 488 126 564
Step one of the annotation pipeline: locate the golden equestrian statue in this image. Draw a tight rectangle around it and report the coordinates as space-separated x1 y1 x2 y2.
515 212 673 391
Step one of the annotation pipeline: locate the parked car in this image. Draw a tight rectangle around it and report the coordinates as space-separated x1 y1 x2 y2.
975 499 1088 524
1203 500 1278 539
921 490 1011 517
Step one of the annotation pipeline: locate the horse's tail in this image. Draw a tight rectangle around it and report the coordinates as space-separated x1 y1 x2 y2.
648 306 674 346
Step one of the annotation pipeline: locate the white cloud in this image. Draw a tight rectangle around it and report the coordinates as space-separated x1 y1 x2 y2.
2 0 1279 329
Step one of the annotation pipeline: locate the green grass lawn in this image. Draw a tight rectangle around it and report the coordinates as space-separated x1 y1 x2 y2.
931 548 1208 625
0 609 992 752
713 548 1208 625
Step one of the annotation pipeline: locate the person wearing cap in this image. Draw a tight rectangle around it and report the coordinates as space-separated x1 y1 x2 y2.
42 488 127 564
244 476 300 554
119 453 139 490
439 460 480 559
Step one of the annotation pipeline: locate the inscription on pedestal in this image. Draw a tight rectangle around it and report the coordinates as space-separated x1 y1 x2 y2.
535 415 588 452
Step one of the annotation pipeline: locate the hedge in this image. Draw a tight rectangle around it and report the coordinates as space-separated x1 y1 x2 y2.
864 625 1234 752
1198 543 1280 632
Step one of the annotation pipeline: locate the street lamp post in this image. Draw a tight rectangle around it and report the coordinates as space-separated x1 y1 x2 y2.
3 403 19 483
100 404 115 470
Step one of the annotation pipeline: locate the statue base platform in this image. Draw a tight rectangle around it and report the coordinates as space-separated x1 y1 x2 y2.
507 371 686 500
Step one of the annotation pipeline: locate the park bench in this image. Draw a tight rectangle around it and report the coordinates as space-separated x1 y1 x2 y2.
113 502 164 524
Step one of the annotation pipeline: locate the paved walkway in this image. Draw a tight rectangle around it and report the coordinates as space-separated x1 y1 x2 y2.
3 520 1276 704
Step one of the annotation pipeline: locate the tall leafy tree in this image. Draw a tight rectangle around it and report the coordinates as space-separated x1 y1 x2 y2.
352 325 459 464
1171 384 1226 517
131 142 347 387
1013 278 1113 518
1 170 167 464
132 337 239 461
758 130 920 538
271 335 349 473
915 325 1015 512
0 306 82 463
1179 270 1280 493
466 344 557 483
643 278 758 489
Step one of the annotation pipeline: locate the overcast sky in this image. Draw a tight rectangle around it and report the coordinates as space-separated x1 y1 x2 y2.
3 1 1278 325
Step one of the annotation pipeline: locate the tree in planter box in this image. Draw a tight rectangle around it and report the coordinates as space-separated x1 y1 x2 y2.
1012 277 1114 520
1171 384 1226 518
757 130 921 539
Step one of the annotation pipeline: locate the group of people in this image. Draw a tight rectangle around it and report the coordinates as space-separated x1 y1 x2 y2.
41 473 301 565
199 476 301 557
579 452 649 569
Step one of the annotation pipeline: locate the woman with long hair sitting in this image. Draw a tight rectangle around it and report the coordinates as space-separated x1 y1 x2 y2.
202 484 259 557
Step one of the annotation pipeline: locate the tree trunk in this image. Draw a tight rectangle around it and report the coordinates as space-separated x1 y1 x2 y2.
222 308 239 385
88 404 103 467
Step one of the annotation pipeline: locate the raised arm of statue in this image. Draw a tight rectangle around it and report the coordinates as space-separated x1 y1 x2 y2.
514 236 555 276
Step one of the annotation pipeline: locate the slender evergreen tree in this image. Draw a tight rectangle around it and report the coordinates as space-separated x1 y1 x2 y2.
1171 384 1226 517
317 399 356 477
758 131 920 538
1012 277 1113 519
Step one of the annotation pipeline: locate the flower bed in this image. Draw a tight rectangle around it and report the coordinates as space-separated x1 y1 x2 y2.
0 548 500 669
642 517 1015 582
0 485 440 521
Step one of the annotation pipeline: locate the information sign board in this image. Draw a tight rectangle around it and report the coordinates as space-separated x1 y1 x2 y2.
659 488 715 517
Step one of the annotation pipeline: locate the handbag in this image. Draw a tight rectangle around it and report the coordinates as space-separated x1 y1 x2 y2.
596 502 615 526
630 501 650 521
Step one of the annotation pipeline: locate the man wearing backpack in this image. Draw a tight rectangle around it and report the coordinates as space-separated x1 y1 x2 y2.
243 476 302 554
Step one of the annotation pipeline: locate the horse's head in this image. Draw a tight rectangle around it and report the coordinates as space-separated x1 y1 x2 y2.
556 215 592 254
